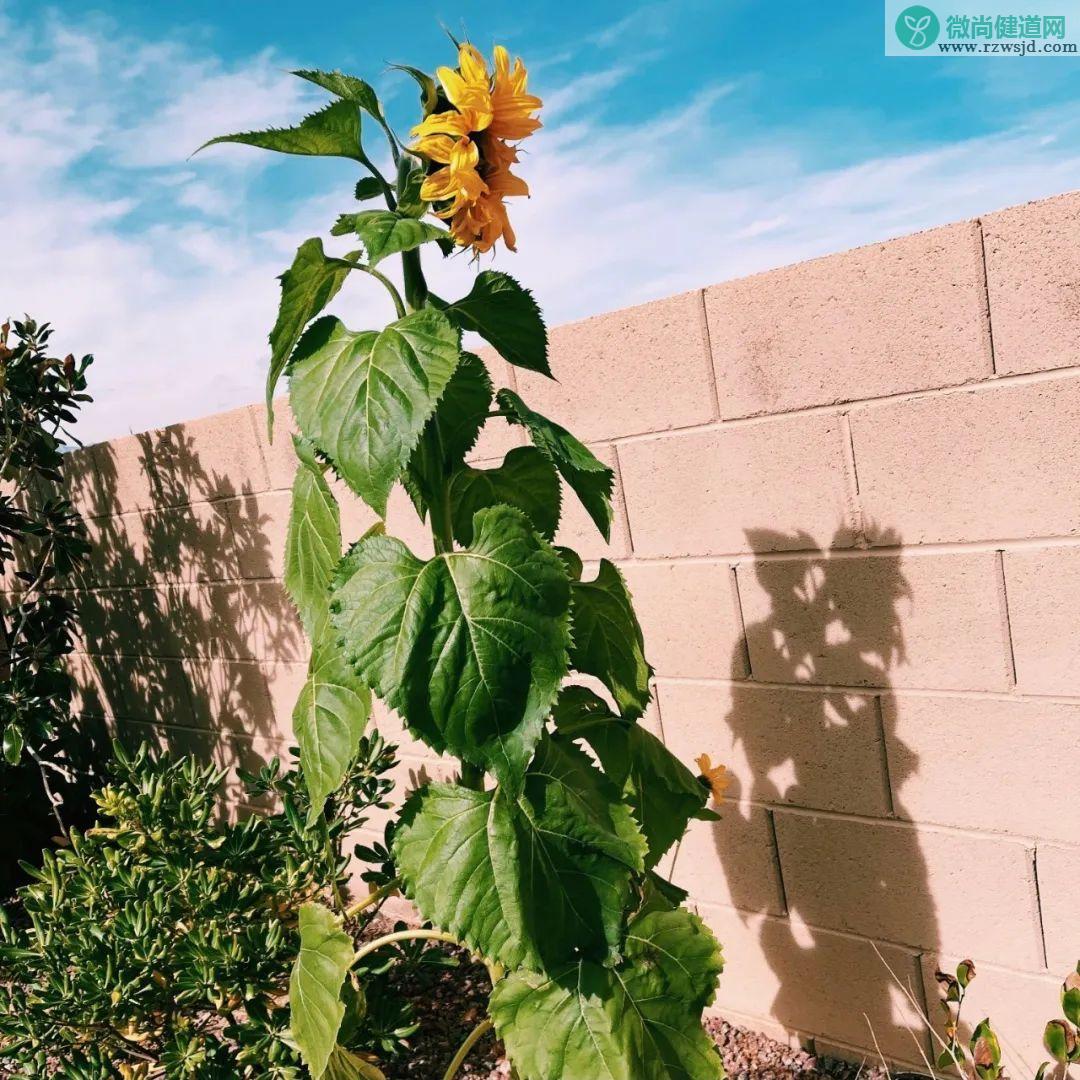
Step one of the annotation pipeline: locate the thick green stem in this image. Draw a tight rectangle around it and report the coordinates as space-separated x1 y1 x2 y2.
458 762 485 791
442 1018 494 1080
344 877 401 921
401 248 428 311
352 928 459 966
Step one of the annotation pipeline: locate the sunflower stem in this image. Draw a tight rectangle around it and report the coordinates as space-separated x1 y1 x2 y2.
442 1018 494 1080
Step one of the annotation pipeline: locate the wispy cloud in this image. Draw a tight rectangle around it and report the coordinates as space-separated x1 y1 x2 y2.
2 10 1079 445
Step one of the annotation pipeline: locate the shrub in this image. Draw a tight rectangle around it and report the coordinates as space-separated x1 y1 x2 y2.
201 39 726 1080
0 316 96 882
0 735 409 1078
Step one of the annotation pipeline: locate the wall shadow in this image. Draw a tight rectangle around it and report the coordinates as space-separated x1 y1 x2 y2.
713 524 938 1064
69 427 304 808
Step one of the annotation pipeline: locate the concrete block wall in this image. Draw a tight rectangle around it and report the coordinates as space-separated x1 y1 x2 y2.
32 190 1080 1068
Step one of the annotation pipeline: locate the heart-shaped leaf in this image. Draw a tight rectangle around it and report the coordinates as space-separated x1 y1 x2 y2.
330 504 570 780
332 211 448 268
289 310 460 516
198 100 362 160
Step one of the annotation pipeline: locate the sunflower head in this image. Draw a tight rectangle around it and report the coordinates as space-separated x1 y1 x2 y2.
411 42 541 256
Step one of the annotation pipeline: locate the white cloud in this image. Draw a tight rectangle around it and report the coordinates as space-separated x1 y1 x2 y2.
2 12 1079 446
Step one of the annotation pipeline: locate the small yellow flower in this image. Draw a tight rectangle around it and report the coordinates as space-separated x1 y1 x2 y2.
410 42 541 255
696 754 731 806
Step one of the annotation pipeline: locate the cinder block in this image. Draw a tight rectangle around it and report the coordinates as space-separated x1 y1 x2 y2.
982 191 1080 375
738 551 1011 692
90 434 158 514
146 405 270 507
620 562 747 678
221 490 290 580
140 500 237 583
83 513 152 587
207 581 306 663
110 655 195 727
1036 844 1080 972
919 953 1065 1074
670 806 786 915
554 443 631 560
184 658 296 741
250 399 301 491
514 291 715 442
697 901 927 1063
656 681 892 818
852 376 1080 544
705 221 991 418
773 811 1043 969
884 695 1080 843
619 416 856 558
1004 547 1080 695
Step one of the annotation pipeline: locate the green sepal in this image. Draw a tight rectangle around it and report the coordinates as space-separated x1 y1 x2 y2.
390 64 439 115
330 505 570 782
443 272 550 377
496 388 614 540
355 177 384 201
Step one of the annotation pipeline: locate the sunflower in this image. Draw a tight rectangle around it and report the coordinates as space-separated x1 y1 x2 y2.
412 43 541 255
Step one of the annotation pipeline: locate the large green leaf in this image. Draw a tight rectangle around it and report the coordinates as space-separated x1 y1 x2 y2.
265 239 355 428
293 69 383 118
404 352 493 517
198 99 363 160
284 437 342 640
490 903 724 1080
569 560 652 719
444 272 550 377
393 738 644 972
332 211 447 267
290 903 355 1079
555 687 710 869
295 632 372 824
449 447 560 546
496 389 614 541
288 310 460 516
330 505 570 781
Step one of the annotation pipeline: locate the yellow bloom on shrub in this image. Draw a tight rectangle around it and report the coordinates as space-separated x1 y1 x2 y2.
412 42 541 255
696 754 731 806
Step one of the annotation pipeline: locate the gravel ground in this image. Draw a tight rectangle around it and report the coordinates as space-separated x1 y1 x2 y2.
373 923 893 1080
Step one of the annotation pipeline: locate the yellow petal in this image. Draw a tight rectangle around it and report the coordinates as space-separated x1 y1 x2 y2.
458 43 490 87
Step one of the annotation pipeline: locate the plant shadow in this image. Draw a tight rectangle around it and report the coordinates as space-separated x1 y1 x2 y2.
703 524 939 1066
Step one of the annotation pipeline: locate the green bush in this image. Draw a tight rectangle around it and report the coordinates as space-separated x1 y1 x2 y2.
0 736 408 1078
0 316 97 884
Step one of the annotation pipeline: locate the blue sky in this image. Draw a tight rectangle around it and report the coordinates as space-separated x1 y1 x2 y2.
3 0 1080 442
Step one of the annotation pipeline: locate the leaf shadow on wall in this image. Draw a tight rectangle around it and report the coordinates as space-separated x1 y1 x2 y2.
68 426 304 816
704 525 939 1065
